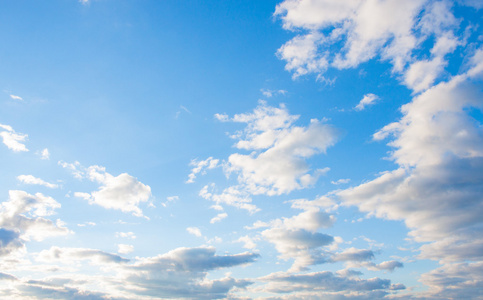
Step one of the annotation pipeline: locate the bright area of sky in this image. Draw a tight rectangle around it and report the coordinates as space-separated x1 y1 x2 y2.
0 0 482 299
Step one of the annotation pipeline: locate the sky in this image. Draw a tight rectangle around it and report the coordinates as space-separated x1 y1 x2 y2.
0 0 482 299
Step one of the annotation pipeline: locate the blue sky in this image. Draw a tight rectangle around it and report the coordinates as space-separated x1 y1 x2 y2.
0 0 482 299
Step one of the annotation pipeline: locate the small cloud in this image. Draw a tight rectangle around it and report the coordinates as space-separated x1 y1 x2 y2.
17 175 59 189
0 124 28 152
186 157 219 183
175 105 192 119
214 113 229 122
210 212 228 224
118 244 134 254
260 89 288 98
9 94 23 101
116 232 136 239
331 178 350 185
354 94 379 111
187 227 202 237
38 148 50 160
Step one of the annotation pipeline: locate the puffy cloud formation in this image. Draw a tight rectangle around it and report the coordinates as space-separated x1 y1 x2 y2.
224 101 338 196
62 162 152 217
338 49 483 295
275 0 469 93
0 124 28 152
0 190 69 256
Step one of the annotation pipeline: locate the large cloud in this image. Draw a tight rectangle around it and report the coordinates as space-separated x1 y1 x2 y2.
337 49 483 295
274 0 469 93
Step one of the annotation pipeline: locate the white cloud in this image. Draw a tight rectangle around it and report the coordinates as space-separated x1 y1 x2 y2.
331 178 350 185
186 157 219 183
275 0 467 93
210 212 228 224
354 93 379 111
237 235 257 249
116 232 136 239
117 244 134 254
200 184 259 213
261 88 288 98
186 227 202 237
258 207 336 271
9 94 23 101
0 124 28 152
337 50 483 295
39 148 49 160
0 190 70 247
68 164 151 217
37 246 129 264
17 175 59 189
222 101 338 196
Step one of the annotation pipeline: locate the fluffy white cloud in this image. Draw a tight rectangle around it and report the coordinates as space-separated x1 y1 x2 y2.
223 101 338 196
255 206 336 271
0 124 28 152
17 175 59 189
337 50 483 295
39 148 50 160
354 94 379 111
65 163 151 217
275 0 471 92
0 190 69 256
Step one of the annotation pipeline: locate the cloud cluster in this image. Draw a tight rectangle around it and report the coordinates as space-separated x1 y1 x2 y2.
61 162 152 217
275 0 468 93
0 190 69 256
338 49 483 295
224 101 338 196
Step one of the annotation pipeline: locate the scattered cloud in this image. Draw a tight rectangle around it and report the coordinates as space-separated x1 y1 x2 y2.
17 175 59 189
210 212 228 224
9 94 23 101
186 157 219 183
118 244 134 254
64 163 151 217
186 226 202 237
116 232 136 239
261 88 288 98
354 93 379 111
331 178 350 185
0 124 28 152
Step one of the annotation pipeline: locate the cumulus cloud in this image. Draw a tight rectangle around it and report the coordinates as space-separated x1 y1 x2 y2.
39 148 50 160
337 49 483 295
223 101 338 196
255 206 336 271
0 124 28 152
275 0 469 92
64 163 151 217
0 190 69 256
17 175 59 189
354 94 379 111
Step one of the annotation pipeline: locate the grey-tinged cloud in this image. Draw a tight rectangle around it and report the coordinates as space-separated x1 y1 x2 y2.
274 0 472 93
256 270 405 299
117 247 259 299
254 206 336 271
37 247 129 265
337 49 483 295
0 228 23 257
222 101 338 196
63 162 152 217
0 123 28 152
0 190 70 243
